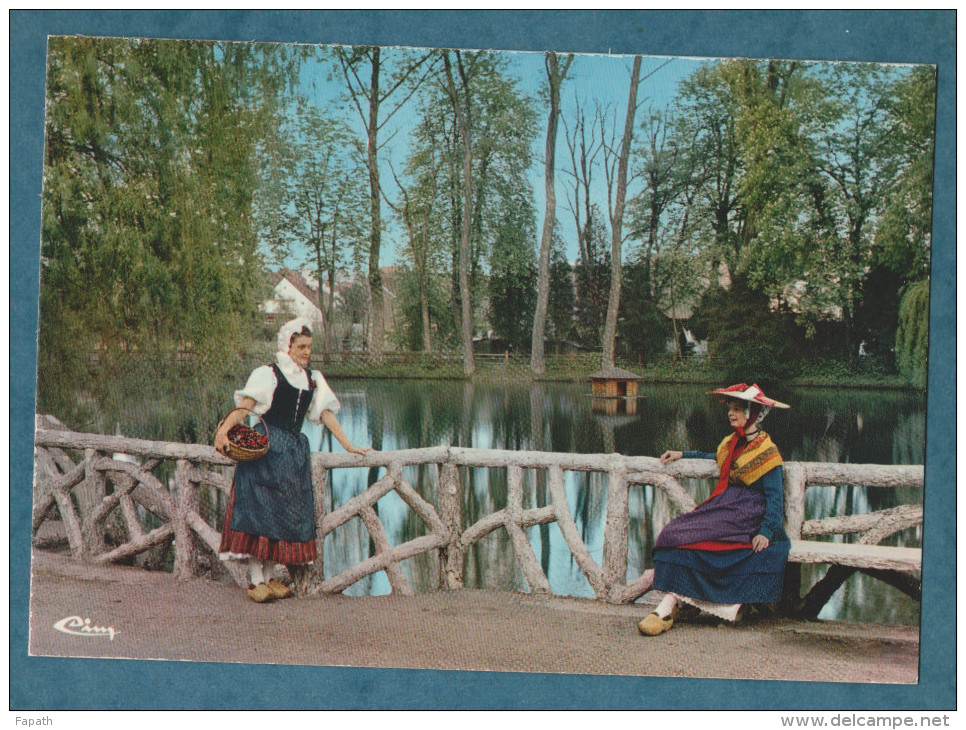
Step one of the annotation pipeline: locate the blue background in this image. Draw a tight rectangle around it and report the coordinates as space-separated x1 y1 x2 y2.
10 10 956 709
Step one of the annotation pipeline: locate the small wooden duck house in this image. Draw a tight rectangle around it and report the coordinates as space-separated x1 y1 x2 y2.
588 367 642 415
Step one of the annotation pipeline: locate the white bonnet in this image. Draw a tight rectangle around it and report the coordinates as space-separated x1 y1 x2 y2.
277 317 314 353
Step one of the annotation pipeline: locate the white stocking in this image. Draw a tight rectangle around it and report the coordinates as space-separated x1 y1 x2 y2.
655 592 678 618
248 557 266 586
263 559 276 583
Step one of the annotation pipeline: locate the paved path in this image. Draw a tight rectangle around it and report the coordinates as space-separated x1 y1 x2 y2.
28 549 919 682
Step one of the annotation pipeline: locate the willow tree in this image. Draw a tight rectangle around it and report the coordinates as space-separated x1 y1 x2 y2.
39 36 300 424
895 279 929 388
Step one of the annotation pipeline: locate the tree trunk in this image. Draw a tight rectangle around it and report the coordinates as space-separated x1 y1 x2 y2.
326 263 336 362
366 48 385 361
420 274 431 353
444 52 475 376
314 228 330 360
601 56 641 370
531 53 572 376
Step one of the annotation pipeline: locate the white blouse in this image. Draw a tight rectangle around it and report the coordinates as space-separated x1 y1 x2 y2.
234 351 341 423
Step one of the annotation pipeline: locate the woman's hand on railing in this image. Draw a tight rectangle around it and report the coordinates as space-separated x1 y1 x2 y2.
344 444 372 457
660 450 683 465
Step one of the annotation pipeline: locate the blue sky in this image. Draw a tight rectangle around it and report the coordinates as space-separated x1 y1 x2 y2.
282 45 706 270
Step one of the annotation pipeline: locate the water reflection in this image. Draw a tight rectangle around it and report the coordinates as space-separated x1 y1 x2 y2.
318 380 924 625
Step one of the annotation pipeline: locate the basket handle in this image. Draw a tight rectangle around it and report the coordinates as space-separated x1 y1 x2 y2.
216 407 269 451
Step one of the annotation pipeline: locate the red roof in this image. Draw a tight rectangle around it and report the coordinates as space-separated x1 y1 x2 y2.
271 269 319 305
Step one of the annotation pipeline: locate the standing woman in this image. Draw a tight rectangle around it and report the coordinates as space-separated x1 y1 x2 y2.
215 317 369 603
639 383 790 636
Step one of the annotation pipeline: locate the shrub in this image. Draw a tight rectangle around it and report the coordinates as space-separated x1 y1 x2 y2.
895 280 929 388
690 277 805 387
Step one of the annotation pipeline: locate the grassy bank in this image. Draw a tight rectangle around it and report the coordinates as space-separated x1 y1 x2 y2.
319 353 922 391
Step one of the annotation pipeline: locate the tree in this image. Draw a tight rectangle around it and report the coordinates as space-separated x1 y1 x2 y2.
487 187 538 351
803 63 903 362
674 63 747 285
858 66 936 364
39 37 300 422
619 256 672 362
627 109 686 299
546 223 576 344
285 106 368 356
562 106 609 349
441 50 480 375
572 206 611 347
409 50 536 367
874 66 935 283
600 55 642 369
689 276 805 385
895 280 929 388
387 156 441 353
531 51 574 374
334 46 436 360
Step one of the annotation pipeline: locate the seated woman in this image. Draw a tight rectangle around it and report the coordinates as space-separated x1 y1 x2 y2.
640 383 791 636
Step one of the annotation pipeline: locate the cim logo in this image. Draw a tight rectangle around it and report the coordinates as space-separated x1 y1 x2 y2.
53 615 116 641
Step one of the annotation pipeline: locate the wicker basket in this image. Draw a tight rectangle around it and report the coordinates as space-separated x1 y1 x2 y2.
216 407 270 462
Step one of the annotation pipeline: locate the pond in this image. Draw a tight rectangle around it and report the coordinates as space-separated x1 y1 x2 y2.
300 379 924 626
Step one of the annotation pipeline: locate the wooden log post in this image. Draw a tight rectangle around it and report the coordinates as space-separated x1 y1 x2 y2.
780 464 807 613
53 489 85 559
360 503 412 595
33 460 84 534
290 458 330 596
172 459 200 580
505 465 551 594
602 466 630 601
547 465 606 599
439 461 464 590
79 450 109 557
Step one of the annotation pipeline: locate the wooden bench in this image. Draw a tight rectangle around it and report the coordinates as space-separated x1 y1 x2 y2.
788 539 922 572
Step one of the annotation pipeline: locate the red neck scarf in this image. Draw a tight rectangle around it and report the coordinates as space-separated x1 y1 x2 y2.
706 413 760 502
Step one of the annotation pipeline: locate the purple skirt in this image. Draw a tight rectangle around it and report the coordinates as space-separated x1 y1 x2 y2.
656 482 764 548
653 483 789 604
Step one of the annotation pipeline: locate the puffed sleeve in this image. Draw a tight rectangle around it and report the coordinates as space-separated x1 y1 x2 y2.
306 370 341 423
756 466 785 541
233 366 276 415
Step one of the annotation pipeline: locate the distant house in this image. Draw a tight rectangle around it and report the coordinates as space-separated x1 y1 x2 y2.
261 269 332 328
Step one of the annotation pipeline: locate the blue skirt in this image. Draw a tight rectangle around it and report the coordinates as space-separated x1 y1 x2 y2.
228 425 316 544
653 482 789 604
653 543 789 604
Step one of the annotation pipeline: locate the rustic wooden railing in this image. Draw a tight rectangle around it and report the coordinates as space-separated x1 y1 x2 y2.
32 416 923 612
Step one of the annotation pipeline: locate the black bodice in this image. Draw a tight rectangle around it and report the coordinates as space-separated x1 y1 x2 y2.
261 363 316 435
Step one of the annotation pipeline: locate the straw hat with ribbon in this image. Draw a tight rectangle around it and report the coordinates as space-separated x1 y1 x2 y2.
707 382 790 409
704 383 789 503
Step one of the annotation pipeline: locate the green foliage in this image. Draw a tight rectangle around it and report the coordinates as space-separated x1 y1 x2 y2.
619 258 674 363
573 206 611 347
394 268 457 351
487 184 538 349
895 280 929 388
547 226 576 342
402 50 539 352
874 66 935 283
39 36 297 424
690 277 805 386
